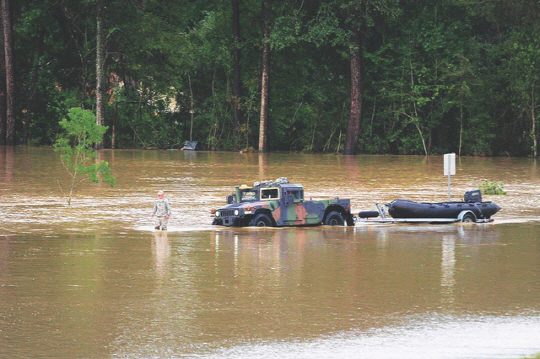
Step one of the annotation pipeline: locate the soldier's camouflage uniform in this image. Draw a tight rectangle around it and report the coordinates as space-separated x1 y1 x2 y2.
152 198 172 230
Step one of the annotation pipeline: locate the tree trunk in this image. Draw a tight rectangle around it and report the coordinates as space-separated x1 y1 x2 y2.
112 100 117 149
23 53 41 145
344 29 363 155
188 74 194 141
258 0 270 153
532 86 537 157
458 99 463 156
232 0 244 144
1 0 15 146
0 14 5 145
427 128 432 155
95 0 105 148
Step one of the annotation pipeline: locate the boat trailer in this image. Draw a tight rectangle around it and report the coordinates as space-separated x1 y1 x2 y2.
355 204 494 224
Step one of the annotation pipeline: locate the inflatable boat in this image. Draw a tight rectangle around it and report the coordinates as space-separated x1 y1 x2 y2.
387 199 501 220
357 190 502 224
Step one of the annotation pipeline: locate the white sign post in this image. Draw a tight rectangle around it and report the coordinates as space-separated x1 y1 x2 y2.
444 153 456 201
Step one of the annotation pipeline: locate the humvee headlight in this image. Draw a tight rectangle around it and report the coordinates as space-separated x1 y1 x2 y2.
234 209 239 216
215 210 220 217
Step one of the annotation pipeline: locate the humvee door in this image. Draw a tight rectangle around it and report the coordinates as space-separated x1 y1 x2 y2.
281 188 321 225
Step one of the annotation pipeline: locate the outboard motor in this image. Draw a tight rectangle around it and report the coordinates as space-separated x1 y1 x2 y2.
464 189 482 203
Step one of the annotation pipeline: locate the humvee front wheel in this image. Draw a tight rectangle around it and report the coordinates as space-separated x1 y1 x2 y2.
249 213 273 227
324 211 345 226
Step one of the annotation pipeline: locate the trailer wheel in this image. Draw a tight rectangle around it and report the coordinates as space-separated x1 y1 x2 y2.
249 213 273 227
461 213 476 223
324 211 345 226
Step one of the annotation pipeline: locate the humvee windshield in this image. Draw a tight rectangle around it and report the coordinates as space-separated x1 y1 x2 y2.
240 189 258 202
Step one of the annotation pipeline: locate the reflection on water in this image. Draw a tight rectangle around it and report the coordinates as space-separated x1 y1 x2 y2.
153 231 170 278
1 148 540 358
441 235 456 309
2 224 539 358
0 146 14 184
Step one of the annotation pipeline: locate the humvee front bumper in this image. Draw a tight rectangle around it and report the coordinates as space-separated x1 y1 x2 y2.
213 208 251 226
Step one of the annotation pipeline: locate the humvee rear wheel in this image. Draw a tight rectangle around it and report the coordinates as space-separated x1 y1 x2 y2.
324 211 345 226
249 213 273 227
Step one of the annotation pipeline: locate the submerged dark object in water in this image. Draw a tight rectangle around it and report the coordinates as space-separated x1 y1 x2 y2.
387 199 501 220
182 140 198 150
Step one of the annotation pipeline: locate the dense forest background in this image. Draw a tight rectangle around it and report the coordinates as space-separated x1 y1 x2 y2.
0 0 539 156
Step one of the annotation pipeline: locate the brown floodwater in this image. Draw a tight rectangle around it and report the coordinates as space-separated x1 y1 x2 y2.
1 146 540 358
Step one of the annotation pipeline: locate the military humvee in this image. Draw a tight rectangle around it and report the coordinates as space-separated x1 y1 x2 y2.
211 178 354 227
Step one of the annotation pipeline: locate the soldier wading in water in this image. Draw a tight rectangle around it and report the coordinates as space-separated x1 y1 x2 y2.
151 190 172 230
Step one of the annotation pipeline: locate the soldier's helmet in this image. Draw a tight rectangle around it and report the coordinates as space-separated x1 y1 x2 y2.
158 190 164 195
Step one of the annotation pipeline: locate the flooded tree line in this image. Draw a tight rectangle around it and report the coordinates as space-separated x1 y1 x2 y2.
0 0 539 156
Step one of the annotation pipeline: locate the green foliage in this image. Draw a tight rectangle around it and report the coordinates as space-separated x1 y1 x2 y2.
54 108 115 205
8 0 540 156
479 179 507 195
503 27 540 156
521 354 540 359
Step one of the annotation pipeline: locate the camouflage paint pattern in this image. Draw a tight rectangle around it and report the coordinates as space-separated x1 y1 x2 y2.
212 181 353 227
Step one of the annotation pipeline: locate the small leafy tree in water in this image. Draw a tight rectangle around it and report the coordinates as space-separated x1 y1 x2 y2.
54 108 115 205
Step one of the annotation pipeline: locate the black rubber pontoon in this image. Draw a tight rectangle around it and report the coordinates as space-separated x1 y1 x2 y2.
387 190 501 220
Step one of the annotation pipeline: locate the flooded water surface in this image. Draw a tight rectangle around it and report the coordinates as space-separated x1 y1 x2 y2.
1 147 540 358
